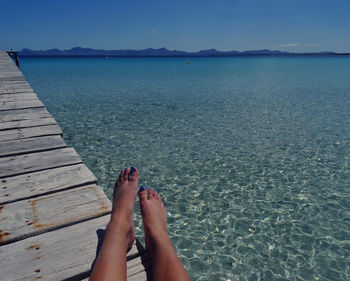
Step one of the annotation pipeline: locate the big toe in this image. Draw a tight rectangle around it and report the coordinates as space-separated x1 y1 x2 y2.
128 166 139 182
139 186 147 203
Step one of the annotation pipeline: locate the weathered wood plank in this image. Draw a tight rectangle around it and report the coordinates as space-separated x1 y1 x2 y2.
0 83 32 89
0 85 31 91
0 77 26 82
0 147 82 178
0 117 57 130
0 125 62 142
0 164 96 204
0 79 30 83
0 135 66 157
0 92 38 102
0 99 44 111
0 184 111 245
0 72 23 76
0 107 51 121
0 215 145 281
0 89 34 94
0 85 32 91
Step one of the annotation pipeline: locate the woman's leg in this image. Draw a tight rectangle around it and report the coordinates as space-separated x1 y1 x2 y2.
139 187 191 281
90 167 139 281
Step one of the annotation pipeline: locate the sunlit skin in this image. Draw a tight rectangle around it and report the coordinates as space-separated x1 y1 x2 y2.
89 167 191 281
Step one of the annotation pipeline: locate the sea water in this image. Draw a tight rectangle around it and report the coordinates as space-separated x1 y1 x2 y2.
21 57 350 280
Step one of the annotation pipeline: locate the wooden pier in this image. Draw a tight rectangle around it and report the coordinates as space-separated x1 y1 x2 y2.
0 51 149 280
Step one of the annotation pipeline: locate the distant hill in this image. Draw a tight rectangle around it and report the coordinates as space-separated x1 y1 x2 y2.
18 47 346 57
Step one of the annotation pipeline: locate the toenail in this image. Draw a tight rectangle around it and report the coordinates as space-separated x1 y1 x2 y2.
149 187 153 190
139 186 146 191
130 167 136 174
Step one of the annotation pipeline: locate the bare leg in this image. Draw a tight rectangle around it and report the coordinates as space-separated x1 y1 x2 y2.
139 187 191 281
90 167 139 281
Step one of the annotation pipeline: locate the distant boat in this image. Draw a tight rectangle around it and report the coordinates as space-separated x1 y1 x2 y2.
105 56 109 59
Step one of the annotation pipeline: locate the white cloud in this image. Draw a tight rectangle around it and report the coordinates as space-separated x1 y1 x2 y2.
278 43 300 48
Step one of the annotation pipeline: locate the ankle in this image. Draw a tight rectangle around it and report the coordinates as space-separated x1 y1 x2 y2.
146 228 170 245
107 216 130 233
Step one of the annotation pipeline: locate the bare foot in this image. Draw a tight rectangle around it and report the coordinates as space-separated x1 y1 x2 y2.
138 187 167 250
139 188 191 281
111 167 139 248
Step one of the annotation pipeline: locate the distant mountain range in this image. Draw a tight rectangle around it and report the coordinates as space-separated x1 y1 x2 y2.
18 47 349 57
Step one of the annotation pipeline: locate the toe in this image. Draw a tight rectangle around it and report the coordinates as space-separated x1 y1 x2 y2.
155 190 161 200
139 186 147 202
147 188 154 200
117 173 122 183
117 170 123 182
153 188 158 199
128 166 139 182
123 168 130 180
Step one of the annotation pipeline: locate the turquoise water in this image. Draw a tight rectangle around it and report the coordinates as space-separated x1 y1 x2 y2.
21 57 350 280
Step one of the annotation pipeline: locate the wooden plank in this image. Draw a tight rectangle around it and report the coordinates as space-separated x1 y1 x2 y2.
0 74 24 77
0 79 30 83
0 107 51 122
0 89 34 94
0 117 57 130
0 77 26 82
0 83 31 88
0 85 31 91
0 125 62 142
0 99 44 111
0 184 111 245
0 215 145 281
0 85 32 91
0 135 66 157
0 164 97 204
0 92 38 102
0 147 82 178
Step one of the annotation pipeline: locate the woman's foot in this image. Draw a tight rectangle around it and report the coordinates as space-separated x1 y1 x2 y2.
138 187 167 250
110 167 139 248
139 187 191 281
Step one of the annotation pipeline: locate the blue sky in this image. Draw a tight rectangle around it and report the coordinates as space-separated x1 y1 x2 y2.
1 0 349 52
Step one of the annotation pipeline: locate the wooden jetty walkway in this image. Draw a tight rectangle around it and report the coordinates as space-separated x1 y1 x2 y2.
0 51 149 280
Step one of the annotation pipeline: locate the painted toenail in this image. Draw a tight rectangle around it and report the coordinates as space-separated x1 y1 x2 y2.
139 186 146 191
130 167 136 174
149 187 153 190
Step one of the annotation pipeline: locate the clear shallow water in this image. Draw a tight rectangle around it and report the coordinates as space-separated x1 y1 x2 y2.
21 57 350 280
